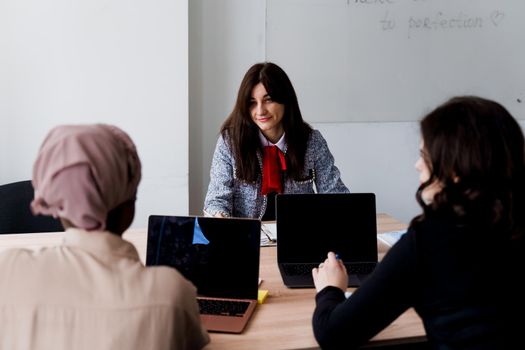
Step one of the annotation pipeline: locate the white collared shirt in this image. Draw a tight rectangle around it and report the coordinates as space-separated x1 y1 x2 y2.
0 228 209 350
258 130 286 151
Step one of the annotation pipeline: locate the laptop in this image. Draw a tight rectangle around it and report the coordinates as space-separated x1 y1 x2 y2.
276 193 378 288
146 215 261 333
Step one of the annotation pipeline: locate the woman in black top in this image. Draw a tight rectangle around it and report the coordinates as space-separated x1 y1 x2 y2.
312 96 525 349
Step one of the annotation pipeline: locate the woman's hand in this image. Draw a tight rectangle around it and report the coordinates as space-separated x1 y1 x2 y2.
312 252 348 292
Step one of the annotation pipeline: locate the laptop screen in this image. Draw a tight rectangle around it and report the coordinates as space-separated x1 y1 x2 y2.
146 215 261 300
276 193 377 263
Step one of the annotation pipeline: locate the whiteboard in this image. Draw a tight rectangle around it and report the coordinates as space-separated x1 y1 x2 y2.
266 0 525 122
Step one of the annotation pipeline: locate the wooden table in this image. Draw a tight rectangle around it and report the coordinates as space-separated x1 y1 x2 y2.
0 214 426 349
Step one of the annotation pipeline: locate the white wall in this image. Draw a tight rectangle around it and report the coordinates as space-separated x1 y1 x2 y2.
189 0 266 215
0 0 189 228
313 122 421 224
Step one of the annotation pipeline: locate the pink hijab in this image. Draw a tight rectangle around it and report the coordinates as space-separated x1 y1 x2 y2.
31 124 141 231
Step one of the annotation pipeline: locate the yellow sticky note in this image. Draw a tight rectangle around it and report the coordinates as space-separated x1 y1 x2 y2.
257 289 269 304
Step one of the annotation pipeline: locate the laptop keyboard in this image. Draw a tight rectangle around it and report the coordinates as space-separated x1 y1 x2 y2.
198 299 251 317
282 262 377 276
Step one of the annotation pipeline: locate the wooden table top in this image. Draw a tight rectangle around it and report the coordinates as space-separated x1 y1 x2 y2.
0 214 426 349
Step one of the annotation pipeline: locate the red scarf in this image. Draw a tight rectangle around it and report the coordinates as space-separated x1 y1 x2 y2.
261 145 287 195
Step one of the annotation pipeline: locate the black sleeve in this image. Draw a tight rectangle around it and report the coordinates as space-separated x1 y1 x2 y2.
312 230 419 349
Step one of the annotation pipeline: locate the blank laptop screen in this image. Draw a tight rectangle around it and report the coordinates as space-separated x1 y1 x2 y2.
276 193 377 263
146 216 260 300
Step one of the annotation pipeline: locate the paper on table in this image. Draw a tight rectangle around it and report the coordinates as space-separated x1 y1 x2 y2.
377 230 406 247
260 222 277 247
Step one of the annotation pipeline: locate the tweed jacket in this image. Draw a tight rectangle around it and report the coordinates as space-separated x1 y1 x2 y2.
204 129 349 219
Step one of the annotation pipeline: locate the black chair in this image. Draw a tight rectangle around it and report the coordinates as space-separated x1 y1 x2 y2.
0 180 63 234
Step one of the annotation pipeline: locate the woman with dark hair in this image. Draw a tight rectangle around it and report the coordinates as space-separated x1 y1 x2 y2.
312 96 525 349
204 62 349 219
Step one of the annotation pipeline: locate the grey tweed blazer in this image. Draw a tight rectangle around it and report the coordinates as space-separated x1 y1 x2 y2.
203 129 349 219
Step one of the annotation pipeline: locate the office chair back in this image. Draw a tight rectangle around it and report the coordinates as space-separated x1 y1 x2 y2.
0 180 63 234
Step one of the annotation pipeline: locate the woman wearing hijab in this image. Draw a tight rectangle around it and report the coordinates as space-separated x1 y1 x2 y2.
204 62 349 220
0 124 209 350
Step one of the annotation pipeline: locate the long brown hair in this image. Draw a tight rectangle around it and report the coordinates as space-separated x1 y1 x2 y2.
221 62 312 182
412 96 525 239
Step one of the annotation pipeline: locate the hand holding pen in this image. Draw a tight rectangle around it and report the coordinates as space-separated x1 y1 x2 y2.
312 251 348 293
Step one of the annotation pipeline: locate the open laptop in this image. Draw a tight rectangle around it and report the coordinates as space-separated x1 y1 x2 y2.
146 215 261 333
276 193 377 288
